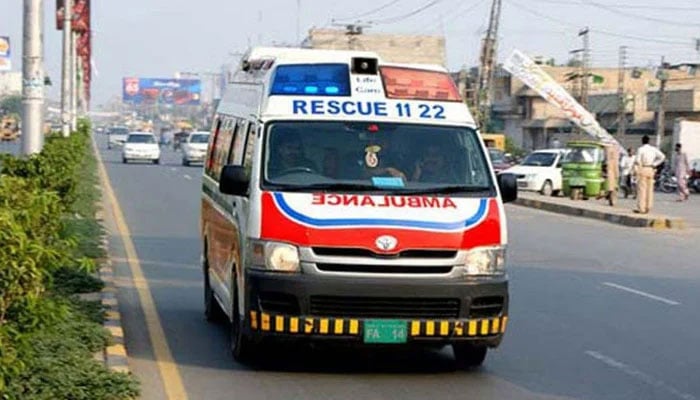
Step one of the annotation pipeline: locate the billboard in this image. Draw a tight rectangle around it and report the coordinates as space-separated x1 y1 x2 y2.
122 78 201 105
0 36 11 72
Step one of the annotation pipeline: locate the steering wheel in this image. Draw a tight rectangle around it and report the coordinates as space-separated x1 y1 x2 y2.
277 166 318 176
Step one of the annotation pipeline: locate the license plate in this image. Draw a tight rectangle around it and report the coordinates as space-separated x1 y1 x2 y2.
517 181 528 188
363 320 407 344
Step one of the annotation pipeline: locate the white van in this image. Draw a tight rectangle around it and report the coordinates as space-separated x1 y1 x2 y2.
200 47 517 367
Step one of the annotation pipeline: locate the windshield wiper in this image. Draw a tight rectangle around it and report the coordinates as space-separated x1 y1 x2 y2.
270 182 378 192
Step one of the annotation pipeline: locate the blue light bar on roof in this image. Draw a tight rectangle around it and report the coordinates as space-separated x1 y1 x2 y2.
270 64 351 96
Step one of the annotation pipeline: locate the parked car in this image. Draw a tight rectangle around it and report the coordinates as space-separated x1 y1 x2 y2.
502 149 568 196
122 132 161 164
107 126 130 149
487 148 513 174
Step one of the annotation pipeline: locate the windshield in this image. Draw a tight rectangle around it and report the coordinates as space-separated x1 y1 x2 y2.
110 127 129 136
522 152 557 167
562 147 604 163
488 148 505 164
127 134 156 144
189 134 209 143
262 122 494 194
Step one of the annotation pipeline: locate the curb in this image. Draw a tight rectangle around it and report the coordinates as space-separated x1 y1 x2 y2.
95 170 131 374
513 196 686 229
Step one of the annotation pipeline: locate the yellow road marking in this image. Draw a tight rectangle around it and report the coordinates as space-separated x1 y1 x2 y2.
93 139 189 400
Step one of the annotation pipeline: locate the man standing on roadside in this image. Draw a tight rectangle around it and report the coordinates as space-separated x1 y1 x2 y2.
634 135 665 214
673 143 691 201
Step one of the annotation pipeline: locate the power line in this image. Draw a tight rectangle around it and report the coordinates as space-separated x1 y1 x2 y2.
371 0 444 24
580 0 700 28
505 0 694 46
529 0 700 11
333 0 403 21
419 0 488 34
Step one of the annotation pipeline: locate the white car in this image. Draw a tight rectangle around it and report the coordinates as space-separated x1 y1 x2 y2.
107 126 130 149
181 131 210 166
122 132 161 164
502 149 568 196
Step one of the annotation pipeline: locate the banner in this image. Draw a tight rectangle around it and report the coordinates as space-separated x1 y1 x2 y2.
122 78 202 105
0 36 11 72
503 49 624 155
57 0 90 32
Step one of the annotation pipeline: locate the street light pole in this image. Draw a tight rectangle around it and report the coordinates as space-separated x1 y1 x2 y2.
21 0 45 155
60 0 72 137
71 30 78 130
656 57 667 149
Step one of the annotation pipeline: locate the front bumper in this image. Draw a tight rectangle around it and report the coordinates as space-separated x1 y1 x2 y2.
184 153 206 162
516 179 540 191
244 270 508 347
124 151 159 160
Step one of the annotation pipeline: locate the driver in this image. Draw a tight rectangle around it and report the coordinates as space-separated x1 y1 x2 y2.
267 131 316 178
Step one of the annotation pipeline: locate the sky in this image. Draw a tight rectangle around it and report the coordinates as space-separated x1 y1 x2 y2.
3 0 700 106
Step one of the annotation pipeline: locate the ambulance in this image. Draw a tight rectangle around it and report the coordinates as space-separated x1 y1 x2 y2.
200 47 517 367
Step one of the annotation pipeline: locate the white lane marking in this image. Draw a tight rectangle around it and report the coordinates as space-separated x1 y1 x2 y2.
586 350 696 400
183 174 192 180
602 282 681 306
170 167 177 172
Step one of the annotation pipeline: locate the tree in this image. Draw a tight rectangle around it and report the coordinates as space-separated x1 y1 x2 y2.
0 95 22 116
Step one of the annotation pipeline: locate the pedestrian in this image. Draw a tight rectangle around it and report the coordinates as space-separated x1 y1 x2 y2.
633 135 666 214
619 147 635 198
673 143 691 201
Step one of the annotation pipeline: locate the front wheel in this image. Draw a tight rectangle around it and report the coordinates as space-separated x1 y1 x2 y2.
660 178 675 193
203 254 225 322
153 159 160 165
570 187 582 200
453 343 488 369
540 180 553 197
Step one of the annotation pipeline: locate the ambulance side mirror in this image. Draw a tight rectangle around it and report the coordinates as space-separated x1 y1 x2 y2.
219 165 249 196
498 173 518 203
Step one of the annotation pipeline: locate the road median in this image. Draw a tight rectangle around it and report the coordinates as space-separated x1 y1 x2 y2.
513 192 686 229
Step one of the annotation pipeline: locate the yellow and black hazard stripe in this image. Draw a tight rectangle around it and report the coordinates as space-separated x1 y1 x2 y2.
249 311 508 338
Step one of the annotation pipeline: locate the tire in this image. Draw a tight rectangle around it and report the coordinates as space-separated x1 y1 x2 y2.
608 189 617 206
453 343 488 369
552 190 561 197
182 159 189 167
153 159 160 165
659 178 674 193
203 252 225 323
570 187 582 200
122 157 128 164
230 281 258 364
540 180 553 197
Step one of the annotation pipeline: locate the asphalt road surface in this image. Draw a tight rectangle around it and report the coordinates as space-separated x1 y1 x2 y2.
96 134 700 400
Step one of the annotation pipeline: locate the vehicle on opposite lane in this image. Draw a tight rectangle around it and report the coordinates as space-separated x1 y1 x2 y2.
108 126 130 149
503 149 567 196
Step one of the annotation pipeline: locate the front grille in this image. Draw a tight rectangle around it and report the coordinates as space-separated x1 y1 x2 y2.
312 247 457 259
516 174 526 179
310 296 460 319
469 296 504 318
257 292 300 315
316 263 452 274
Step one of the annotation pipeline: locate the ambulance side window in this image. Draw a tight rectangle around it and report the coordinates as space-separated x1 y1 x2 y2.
228 119 247 166
243 122 257 179
207 117 234 181
205 118 223 179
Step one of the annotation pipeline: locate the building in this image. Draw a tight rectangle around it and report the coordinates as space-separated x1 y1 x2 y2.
304 28 446 66
491 61 699 151
0 71 21 97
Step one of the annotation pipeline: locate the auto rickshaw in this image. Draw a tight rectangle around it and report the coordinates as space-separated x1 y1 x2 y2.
561 140 619 206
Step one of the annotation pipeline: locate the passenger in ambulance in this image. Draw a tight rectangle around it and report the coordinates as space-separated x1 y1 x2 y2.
412 143 459 184
267 132 317 178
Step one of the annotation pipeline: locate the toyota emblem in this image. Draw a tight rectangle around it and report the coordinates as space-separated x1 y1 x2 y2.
375 235 398 251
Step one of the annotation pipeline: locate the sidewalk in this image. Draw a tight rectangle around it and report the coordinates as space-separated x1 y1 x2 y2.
514 190 698 229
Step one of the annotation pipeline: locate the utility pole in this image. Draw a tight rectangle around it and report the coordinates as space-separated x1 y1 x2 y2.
579 27 590 110
477 0 502 131
655 56 667 148
21 0 45 155
616 45 627 136
60 0 72 137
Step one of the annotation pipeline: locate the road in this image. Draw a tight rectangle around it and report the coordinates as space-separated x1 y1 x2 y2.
96 134 700 400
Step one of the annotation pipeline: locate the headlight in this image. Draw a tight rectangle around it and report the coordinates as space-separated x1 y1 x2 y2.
247 240 300 272
461 246 506 276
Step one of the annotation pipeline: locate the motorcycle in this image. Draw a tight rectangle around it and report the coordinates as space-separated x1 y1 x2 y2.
689 168 700 193
655 167 677 193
